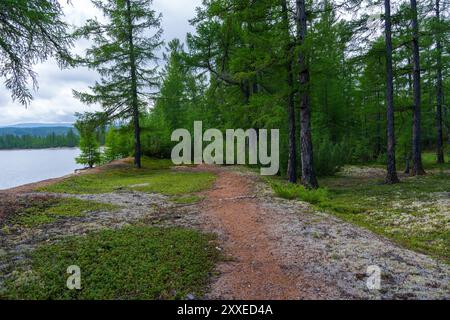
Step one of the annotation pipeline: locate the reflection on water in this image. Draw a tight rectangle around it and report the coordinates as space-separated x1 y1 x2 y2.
0 148 83 190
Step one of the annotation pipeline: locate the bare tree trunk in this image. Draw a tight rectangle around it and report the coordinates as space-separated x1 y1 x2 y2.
126 0 141 168
384 0 400 184
296 0 318 189
410 0 425 175
435 0 445 164
282 0 297 183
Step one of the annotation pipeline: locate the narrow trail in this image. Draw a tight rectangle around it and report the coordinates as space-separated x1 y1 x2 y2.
200 169 335 299
197 167 449 300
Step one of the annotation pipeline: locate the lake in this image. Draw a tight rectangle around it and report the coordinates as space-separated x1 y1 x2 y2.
0 148 83 190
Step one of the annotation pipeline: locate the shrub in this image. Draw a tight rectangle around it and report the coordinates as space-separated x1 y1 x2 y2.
270 181 328 205
75 117 102 168
314 138 348 177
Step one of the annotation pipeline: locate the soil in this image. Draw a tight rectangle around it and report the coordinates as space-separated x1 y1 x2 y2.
200 168 339 299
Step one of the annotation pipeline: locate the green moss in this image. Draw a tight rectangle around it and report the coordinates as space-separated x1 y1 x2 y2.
268 170 450 263
12 198 119 227
318 172 450 263
41 157 216 195
1 226 220 300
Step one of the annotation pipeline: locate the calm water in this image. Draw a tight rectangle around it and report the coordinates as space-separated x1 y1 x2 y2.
0 148 83 190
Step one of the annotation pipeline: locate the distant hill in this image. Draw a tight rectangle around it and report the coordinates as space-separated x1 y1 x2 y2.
0 124 77 137
2 123 74 128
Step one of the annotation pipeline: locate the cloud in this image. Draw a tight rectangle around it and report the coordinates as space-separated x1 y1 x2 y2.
0 0 202 126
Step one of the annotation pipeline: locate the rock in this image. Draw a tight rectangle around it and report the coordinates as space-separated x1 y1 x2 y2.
186 293 196 300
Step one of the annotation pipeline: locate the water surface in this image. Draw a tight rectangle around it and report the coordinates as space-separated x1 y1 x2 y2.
0 148 82 190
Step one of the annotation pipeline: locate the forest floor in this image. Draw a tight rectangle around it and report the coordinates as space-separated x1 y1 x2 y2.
0 158 448 299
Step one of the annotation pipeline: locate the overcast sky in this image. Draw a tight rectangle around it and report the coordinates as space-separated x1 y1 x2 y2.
0 0 202 126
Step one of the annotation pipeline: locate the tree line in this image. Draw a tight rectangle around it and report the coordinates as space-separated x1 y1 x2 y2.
1 0 448 187
0 129 79 149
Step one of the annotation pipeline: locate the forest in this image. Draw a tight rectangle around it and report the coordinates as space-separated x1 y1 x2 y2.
76 0 450 186
1 0 449 186
0 129 79 149
0 0 449 301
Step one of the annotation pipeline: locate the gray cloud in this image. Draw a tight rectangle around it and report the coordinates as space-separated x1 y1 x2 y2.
0 0 202 126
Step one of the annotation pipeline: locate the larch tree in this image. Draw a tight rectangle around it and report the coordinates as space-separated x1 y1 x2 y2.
434 0 445 164
384 0 400 184
296 0 319 189
74 0 163 168
281 0 297 184
410 0 426 175
0 0 73 105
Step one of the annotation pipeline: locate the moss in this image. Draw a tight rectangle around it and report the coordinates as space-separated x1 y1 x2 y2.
1 226 220 300
268 169 450 263
318 171 450 263
40 157 216 196
12 198 119 227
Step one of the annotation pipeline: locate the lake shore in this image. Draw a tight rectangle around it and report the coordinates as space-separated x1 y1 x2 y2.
0 148 83 190
0 158 131 194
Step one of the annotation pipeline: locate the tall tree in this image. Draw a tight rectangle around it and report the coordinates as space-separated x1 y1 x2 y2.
435 0 445 164
384 0 400 184
0 0 73 105
282 0 297 183
74 0 163 168
296 0 318 189
410 0 426 175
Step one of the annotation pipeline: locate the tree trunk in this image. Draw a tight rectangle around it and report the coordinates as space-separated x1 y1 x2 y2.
435 0 445 164
384 0 400 184
296 0 318 189
282 0 297 183
126 0 141 168
410 0 425 176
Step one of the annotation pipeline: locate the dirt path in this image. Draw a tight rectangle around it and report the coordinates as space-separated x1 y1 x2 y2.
200 169 339 299
198 167 449 300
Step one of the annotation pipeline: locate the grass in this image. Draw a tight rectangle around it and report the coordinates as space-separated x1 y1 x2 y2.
11 198 119 227
269 168 450 263
1 226 220 300
40 157 216 196
269 180 328 204
420 151 450 171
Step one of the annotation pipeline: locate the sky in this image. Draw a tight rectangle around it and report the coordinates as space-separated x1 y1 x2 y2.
0 0 202 126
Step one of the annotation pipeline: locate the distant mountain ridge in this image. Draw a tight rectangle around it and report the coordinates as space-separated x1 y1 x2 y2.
0 123 74 128
0 124 77 137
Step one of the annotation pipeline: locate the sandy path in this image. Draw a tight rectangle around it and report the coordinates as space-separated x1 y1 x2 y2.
200 169 338 299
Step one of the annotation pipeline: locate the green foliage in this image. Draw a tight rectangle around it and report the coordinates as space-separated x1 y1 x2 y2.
319 169 450 263
0 129 79 150
11 198 119 227
2 226 220 300
103 127 132 162
75 116 101 168
314 138 348 177
0 0 73 105
140 110 173 158
269 180 328 205
41 157 216 195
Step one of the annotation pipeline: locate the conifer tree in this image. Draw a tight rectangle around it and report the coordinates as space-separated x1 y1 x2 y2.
74 0 163 168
